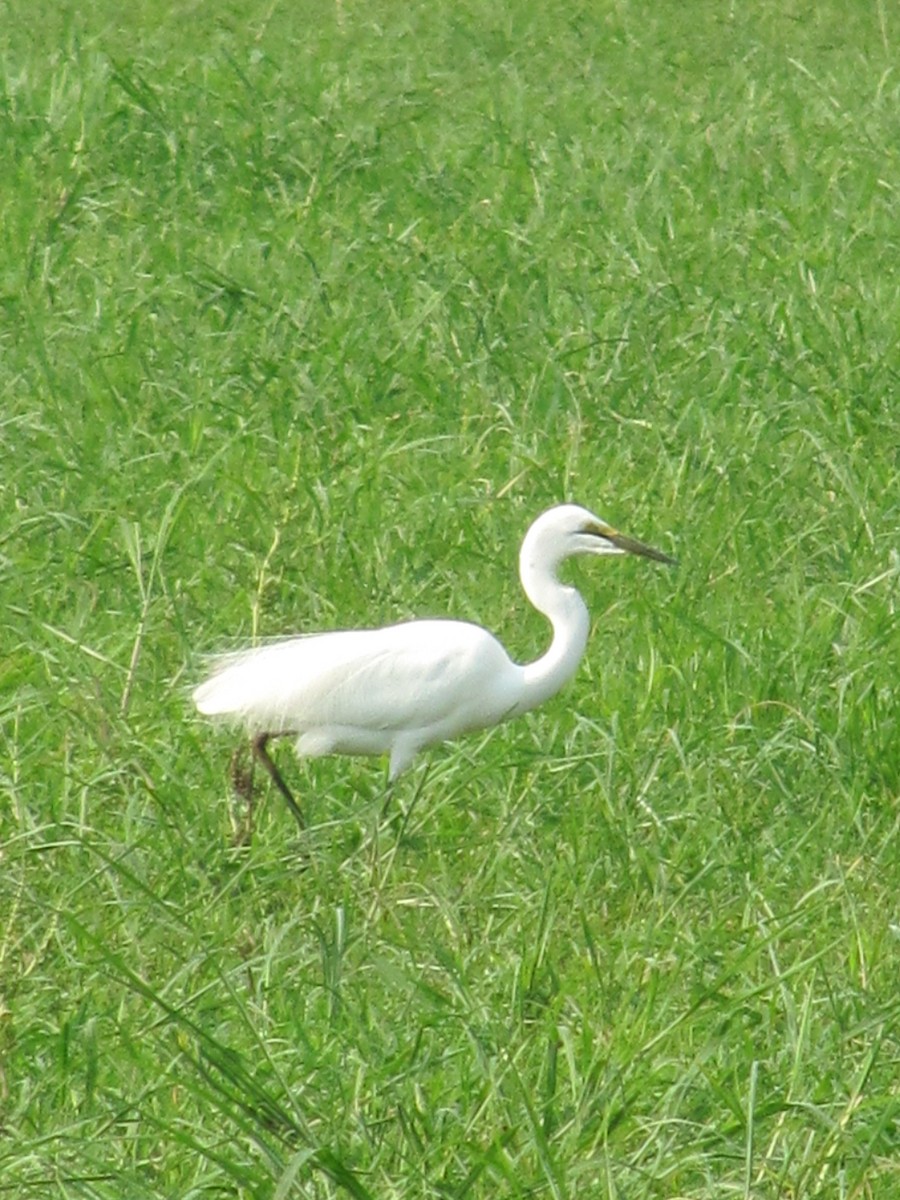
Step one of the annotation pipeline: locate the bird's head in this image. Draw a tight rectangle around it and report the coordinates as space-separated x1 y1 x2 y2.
521 504 676 574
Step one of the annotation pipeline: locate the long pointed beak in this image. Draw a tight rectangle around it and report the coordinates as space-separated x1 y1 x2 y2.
603 527 677 565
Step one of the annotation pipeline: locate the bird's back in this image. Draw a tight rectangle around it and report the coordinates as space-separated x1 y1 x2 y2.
192 619 520 743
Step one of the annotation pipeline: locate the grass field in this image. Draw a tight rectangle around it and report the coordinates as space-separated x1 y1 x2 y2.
2 0 898 1196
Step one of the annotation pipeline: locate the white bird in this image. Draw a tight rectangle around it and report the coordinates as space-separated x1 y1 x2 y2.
193 504 675 827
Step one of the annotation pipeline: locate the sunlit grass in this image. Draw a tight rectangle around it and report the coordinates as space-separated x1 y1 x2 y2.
1 1 898 1197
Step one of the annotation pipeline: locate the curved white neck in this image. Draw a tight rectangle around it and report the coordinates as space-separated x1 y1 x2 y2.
514 561 591 715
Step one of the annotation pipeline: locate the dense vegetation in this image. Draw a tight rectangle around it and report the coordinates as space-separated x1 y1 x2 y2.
2 2 897 1196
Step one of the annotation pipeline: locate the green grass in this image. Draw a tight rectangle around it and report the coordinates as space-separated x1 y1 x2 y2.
2 0 898 1196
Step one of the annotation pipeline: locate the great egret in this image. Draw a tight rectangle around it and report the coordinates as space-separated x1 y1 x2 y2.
193 504 675 827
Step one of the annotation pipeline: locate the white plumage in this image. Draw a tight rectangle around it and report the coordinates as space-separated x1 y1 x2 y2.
193 504 674 825
194 620 517 777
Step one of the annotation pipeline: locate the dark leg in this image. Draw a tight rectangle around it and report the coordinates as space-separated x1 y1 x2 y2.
252 733 306 830
229 742 257 845
397 761 430 835
382 761 431 831
379 776 396 819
